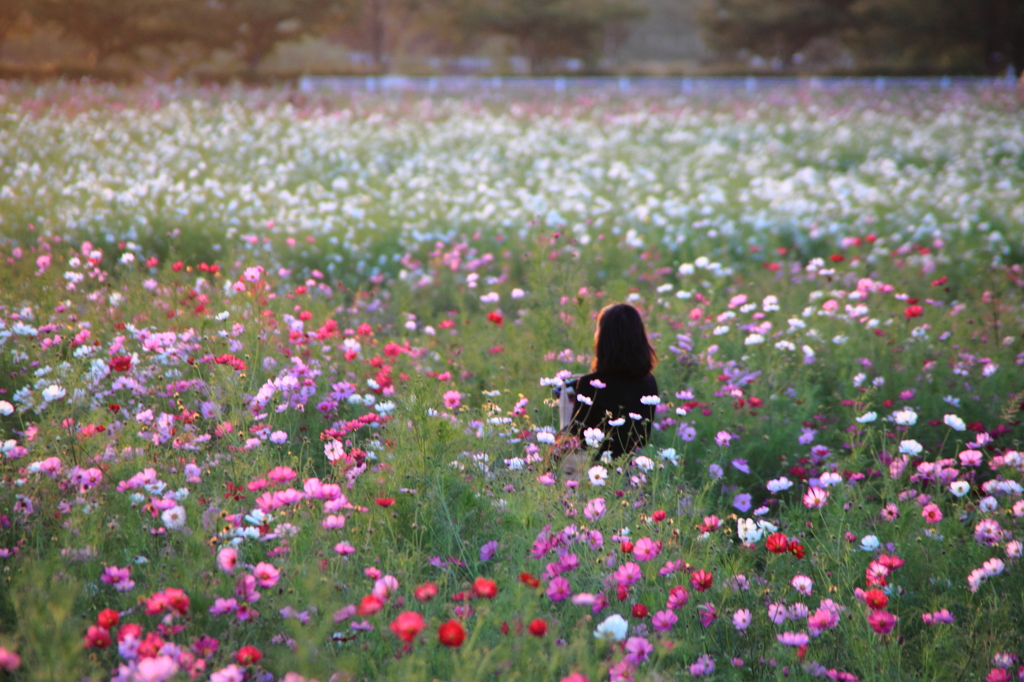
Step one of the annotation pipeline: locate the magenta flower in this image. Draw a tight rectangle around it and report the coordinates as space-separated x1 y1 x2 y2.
652 609 678 632
100 566 135 592
623 636 653 664
867 609 898 634
547 576 572 602
613 562 642 586
808 607 839 635
698 602 718 627
632 537 661 562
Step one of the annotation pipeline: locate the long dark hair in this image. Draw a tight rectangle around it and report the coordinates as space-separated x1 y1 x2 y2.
591 303 657 378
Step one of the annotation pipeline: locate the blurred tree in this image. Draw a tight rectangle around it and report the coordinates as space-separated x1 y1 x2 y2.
0 1 30 46
698 0 1024 74
697 0 857 68
211 0 341 76
457 0 647 73
26 0 225 67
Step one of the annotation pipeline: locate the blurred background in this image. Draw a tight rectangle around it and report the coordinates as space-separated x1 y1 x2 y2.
0 0 1021 81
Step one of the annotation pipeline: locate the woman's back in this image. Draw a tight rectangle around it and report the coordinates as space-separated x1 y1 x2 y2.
570 371 658 458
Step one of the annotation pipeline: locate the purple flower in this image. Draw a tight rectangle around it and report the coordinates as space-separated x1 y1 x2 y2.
708 464 724 480
730 459 750 474
479 540 498 561
690 654 715 676
798 428 817 445
677 422 696 441
732 493 752 513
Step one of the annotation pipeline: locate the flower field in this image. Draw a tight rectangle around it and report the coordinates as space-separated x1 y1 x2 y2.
1 80 1023 682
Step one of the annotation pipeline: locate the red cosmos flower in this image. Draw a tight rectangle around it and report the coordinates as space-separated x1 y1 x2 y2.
164 588 190 615
116 623 142 643
487 311 503 326
438 620 466 647
631 604 649 618
137 632 165 658
877 554 905 571
472 577 498 599
651 510 667 523
108 403 121 413
931 276 948 286
108 355 132 372
84 625 112 649
414 582 438 602
500 621 511 635
620 540 634 554
236 645 262 666
357 595 384 616
789 542 806 559
830 254 844 262
528 618 547 637
519 572 540 588
690 569 713 592
96 608 120 629
171 261 184 272
616 584 629 601
765 533 789 554
390 611 426 642
863 589 888 610
904 305 923 319
375 498 395 507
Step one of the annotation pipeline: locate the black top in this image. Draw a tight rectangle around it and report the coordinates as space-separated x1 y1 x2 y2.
569 371 658 458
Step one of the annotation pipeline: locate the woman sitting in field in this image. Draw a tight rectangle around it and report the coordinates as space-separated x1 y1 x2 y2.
562 303 658 471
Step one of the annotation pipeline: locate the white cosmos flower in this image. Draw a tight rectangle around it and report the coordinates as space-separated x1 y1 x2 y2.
899 439 923 455
161 505 187 530
893 408 917 426
859 534 880 551
0 400 13 416
583 428 604 448
767 477 793 492
856 412 877 423
41 384 66 402
594 613 629 641
949 481 970 497
639 395 660 405
658 448 678 465
633 456 654 471
943 414 966 431
588 465 608 486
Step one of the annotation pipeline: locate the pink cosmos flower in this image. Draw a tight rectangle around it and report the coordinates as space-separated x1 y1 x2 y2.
209 598 239 616
267 466 297 484
808 607 839 635
322 514 346 529
624 637 653 664
667 586 689 610
802 487 829 509
584 498 606 521
253 562 280 588
768 603 788 624
791 574 813 595
958 450 983 467
715 431 734 446
652 609 678 632
921 503 943 523
443 391 462 409
547 576 572 602
613 562 642 586
101 566 135 592
335 542 355 556
732 609 751 630
217 548 238 574
777 632 810 647
974 519 1004 546
632 538 661 562
372 575 400 601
